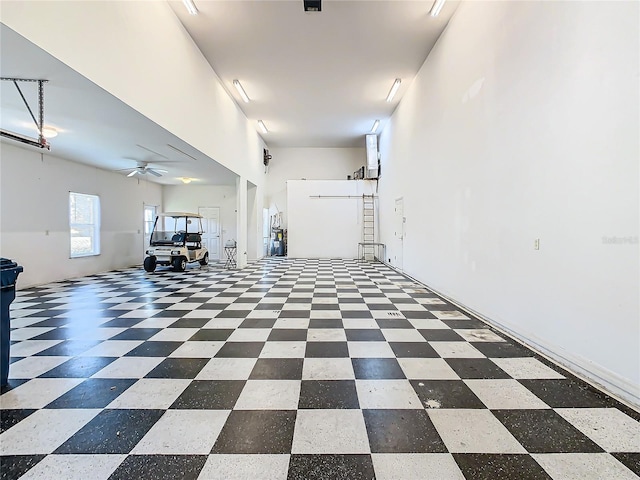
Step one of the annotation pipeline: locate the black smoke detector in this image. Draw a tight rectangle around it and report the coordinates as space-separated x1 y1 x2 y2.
304 0 321 12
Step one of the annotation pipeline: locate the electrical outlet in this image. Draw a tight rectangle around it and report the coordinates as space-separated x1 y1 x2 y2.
534 238 540 250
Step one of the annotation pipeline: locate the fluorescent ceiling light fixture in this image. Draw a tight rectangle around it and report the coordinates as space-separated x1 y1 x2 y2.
233 79 250 103
386 79 401 102
257 120 268 134
180 177 192 184
40 126 58 138
430 0 446 17
370 120 380 133
183 0 198 15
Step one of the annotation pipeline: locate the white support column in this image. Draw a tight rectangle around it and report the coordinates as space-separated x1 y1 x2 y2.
236 176 248 268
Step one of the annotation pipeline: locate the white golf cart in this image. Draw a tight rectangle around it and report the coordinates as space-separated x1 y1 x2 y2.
144 212 208 272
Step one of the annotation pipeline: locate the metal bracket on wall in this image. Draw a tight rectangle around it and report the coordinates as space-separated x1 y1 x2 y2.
0 77 51 150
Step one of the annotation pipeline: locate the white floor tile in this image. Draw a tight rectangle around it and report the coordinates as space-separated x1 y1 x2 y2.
490 357 565 379
342 318 380 329
92 357 163 378
106 379 191 409
555 408 640 452
132 410 230 454
397 358 460 380
198 454 289 480
428 409 526 453
429 342 485 358
372 453 465 480
195 358 258 380
8 356 70 379
454 329 506 342
148 328 200 342
302 358 355 380
406 319 450 329
169 341 225 358
348 341 395 358
234 380 301 410
203 318 245 329
307 329 347 342
291 409 370 454
259 342 307 358
533 453 639 480
9 327 55 341
356 380 423 409
0 409 99 454
272 318 310 329
18 454 125 480
382 329 426 343
227 328 271 342
0 378 84 409
131 318 177 329
464 379 549 409
8 340 62 357
77 340 143 357
430 311 470 320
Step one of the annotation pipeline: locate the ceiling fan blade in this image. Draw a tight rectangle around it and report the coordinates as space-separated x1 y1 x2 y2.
147 168 162 177
127 170 138 177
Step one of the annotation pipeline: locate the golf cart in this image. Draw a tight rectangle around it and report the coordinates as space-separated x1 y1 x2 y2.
144 212 208 272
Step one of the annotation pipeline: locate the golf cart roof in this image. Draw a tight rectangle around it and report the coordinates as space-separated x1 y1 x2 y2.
158 212 203 218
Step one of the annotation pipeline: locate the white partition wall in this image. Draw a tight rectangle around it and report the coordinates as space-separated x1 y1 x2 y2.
287 180 376 259
377 1 639 405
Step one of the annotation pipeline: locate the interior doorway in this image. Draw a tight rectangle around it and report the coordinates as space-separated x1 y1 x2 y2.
143 204 157 259
198 207 221 262
263 208 270 257
394 197 404 272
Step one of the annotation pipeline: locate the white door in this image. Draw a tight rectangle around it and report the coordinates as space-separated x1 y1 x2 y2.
198 207 221 262
262 208 270 257
394 198 404 271
143 205 157 258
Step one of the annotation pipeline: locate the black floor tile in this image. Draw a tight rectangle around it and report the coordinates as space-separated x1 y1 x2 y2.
145 358 209 379
279 311 311 318
268 329 308 341
216 310 251 318
518 379 618 408
441 319 488 329
367 304 398 310
445 358 512 379
493 409 604 453
305 342 349 358
100 318 144 328
389 342 438 358
249 358 304 380
363 409 447 453
452 453 552 480
108 454 207 480
239 318 277 328
45 378 136 409
111 328 162 341
340 311 373 319
0 409 37 434
170 380 245 409
402 310 436 319
345 329 385 342
286 298 313 303
471 341 534 358
418 329 465 341
188 329 234 341
38 356 116 378
151 310 190 318
124 341 182 357
212 410 296 454
29 329 78 340
375 319 414 329
168 318 209 328
215 342 264 358
352 358 405 379
54 409 164 454
298 380 360 409
287 454 375 480
0 455 46 480
410 380 486 409
34 340 101 357
309 319 343 329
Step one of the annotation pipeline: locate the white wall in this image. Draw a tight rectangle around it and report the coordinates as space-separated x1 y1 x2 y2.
378 1 639 404
288 180 377 259
162 185 238 260
0 142 162 288
266 148 365 228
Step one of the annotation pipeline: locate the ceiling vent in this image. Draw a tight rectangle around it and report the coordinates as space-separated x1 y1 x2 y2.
304 0 321 12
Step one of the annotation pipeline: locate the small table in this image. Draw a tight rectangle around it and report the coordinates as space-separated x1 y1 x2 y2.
224 246 237 269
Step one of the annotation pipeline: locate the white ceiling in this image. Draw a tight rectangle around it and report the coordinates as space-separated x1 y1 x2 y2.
0 0 457 184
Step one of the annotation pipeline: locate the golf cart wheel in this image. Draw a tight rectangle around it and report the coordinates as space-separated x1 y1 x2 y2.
143 256 157 272
199 252 209 266
173 257 187 272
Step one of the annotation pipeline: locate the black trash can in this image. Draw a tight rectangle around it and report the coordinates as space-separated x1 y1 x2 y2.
1 258 24 386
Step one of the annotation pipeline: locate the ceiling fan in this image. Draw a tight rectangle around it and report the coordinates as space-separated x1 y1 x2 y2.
119 162 168 178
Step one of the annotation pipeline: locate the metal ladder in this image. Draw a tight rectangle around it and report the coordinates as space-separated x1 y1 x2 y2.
362 194 376 261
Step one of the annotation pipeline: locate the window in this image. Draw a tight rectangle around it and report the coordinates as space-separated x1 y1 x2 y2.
69 192 100 257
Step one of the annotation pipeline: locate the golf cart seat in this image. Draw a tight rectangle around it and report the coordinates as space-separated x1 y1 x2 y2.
185 233 202 250
172 232 185 243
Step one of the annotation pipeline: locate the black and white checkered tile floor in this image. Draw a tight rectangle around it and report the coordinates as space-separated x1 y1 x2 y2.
1 258 639 479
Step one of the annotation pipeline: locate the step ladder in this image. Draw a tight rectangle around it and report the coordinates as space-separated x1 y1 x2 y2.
362 194 376 261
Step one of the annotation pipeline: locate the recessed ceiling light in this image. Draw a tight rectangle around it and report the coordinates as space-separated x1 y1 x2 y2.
386 79 401 102
258 120 268 134
183 0 198 15
370 120 380 133
430 0 446 17
233 80 250 103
